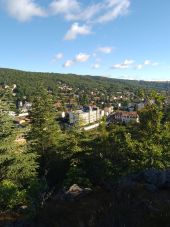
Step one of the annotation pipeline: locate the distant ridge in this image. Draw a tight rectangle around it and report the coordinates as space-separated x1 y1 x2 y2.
0 67 169 82
0 68 169 97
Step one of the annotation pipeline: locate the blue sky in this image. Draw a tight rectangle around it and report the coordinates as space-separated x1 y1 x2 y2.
0 0 170 81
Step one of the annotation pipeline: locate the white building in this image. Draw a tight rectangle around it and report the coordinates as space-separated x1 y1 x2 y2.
68 106 101 126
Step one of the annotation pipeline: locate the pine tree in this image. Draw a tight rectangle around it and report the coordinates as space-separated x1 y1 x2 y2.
0 92 38 211
27 86 63 185
28 86 61 154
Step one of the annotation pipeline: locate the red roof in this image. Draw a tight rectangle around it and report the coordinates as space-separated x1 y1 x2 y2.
115 111 138 117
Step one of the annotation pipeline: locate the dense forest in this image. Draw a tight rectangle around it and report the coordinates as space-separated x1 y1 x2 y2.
1 84 170 226
0 68 170 99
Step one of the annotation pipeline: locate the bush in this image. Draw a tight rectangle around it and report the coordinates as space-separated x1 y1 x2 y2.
0 180 26 211
63 165 92 188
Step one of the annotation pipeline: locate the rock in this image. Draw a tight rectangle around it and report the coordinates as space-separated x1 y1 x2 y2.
66 184 92 201
84 188 93 194
56 184 92 202
68 184 83 193
137 169 166 187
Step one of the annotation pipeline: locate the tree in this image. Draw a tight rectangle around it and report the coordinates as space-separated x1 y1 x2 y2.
0 92 38 212
27 86 63 188
28 86 61 153
138 104 163 137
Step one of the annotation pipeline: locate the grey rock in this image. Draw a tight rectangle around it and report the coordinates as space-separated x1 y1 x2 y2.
68 184 83 193
138 169 166 187
84 188 93 193
56 184 92 202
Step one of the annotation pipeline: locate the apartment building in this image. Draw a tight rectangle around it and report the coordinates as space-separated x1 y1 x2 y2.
114 111 139 124
68 106 102 126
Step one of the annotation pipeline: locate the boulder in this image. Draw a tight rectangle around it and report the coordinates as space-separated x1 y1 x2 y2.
68 184 83 193
56 184 92 202
137 169 166 187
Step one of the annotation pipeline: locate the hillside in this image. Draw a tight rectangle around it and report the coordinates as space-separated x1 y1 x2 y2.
0 68 170 97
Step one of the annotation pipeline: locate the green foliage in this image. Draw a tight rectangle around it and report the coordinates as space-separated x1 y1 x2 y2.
27 86 66 190
63 165 92 188
28 86 61 153
0 68 170 101
1 78 170 224
139 104 163 135
0 92 38 212
0 180 26 210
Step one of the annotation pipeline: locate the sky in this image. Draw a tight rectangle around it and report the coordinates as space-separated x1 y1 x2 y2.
0 0 170 81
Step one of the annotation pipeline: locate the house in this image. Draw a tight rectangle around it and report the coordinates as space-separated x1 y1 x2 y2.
114 111 139 124
136 102 145 111
104 106 114 116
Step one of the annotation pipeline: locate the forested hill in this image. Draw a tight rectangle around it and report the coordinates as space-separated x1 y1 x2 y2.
0 68 169 97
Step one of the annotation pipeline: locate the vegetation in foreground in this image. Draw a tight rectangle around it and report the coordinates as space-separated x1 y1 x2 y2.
0 85 170 226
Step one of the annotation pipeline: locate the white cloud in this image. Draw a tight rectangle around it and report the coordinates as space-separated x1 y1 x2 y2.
64 23 91 40
75 53 90 62
63 60 74 67
136 64 143 70
52 53 64 62
97 0 130 23
65 0 130 24
135 60 159 70
124 59 134 65
2 0 131 28
3 0 46 22
92 63 101 69
97 46 113 54
65 3 102 21
63 52 90 67
2 0 131 42
144 60 151 65
144 60 159 66
56 53 64 59
112 64 129 69
111 59 134 69
49 0 79 15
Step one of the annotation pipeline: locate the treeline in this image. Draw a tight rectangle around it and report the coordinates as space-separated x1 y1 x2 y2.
0 68 170 99
0 86 170 222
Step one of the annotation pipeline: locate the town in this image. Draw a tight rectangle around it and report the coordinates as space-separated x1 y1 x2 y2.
2 81 170 132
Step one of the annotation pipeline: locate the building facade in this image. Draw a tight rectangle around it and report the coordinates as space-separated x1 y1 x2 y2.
68 106 102 126
114 111 139 124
